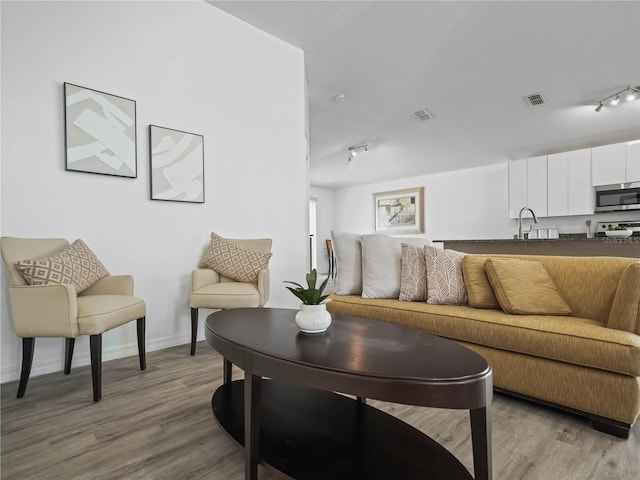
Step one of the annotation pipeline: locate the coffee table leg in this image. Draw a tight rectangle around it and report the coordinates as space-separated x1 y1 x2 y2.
244 355 261 480
223 358 233 385
470 404 492 480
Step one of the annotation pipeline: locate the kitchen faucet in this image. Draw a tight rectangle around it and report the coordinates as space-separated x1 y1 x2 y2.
518 206 539 239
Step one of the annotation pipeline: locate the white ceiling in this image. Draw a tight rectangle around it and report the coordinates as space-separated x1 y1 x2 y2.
210 1 640 190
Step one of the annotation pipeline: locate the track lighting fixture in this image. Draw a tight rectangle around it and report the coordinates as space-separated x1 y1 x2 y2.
595 85 640 112
347 144 369 161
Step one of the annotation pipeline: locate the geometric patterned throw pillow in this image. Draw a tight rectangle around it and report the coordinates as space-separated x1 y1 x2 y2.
15 239 109 293
199 232 272 283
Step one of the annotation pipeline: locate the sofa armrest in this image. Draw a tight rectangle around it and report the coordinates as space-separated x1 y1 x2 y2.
80 275 134 296
607 262 640 335
192 268 220 292
257 269 270 306
7 284 78 337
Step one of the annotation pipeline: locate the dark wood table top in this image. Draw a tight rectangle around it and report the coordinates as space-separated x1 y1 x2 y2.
206 307 491 408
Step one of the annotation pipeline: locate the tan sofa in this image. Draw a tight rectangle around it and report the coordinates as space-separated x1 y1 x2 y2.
327 254 640 438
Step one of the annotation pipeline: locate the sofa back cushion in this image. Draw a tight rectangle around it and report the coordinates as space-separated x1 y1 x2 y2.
607 262 640 335
466 254 635 323
532 256 635 324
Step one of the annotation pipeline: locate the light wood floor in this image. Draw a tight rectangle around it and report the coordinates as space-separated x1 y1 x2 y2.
2 342 639 480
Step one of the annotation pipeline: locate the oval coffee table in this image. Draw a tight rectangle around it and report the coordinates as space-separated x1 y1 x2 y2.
206 308 492 480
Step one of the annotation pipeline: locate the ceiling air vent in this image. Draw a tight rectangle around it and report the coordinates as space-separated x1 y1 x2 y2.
413 109 434 121
524 92 547 107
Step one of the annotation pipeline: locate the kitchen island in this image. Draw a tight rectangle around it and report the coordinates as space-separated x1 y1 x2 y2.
438 235 639 258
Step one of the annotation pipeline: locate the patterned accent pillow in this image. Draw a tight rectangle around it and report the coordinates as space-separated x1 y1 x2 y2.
399 243 427 301
425 246 468 305
15 239 109 293
199 233 272 283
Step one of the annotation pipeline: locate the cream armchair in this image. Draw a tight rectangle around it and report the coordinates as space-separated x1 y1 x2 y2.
189 237 271 355
1 237 146 402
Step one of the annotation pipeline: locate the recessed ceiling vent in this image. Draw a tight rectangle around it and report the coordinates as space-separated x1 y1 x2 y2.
524 92 547 107
413 109 434 121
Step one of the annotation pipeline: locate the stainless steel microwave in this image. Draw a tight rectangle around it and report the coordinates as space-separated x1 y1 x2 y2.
594 182 640 212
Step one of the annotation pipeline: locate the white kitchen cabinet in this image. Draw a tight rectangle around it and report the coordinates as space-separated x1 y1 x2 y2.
508 158 528 218
567 148 593 215
546 149 593 216
527 156 548 217
626 142 640 182
592 143 626 186
547 152 568 216
507 155 548 219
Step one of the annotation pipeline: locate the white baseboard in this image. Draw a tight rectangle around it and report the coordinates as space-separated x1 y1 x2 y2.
0 334 188 384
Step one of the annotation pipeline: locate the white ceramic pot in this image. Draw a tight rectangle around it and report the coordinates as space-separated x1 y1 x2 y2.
295 304 332 333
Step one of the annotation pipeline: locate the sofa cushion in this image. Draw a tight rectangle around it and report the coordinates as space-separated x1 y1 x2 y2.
399 243 427 302
484 258 571 315
327 294 640 377
425 246 468 305
607 262 640 335
15 239 109 293
199 233 271 283
361 234 428 299
331 231 363 295
461 256 500 309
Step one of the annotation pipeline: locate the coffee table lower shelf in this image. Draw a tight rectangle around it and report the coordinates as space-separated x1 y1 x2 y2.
212 379 473 480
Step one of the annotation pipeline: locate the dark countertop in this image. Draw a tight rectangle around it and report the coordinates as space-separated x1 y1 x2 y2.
435 234 639 243
435 234 639 258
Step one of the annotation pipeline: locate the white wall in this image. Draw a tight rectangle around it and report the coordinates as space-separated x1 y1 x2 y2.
310 186 334 274
332 162 640 240
1 1 309 382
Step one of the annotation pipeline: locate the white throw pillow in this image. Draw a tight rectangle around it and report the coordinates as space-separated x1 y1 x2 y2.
331 231 363 295
361 234 429 299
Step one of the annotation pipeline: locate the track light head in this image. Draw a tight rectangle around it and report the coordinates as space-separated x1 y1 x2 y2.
595 103 603 112
347 144 369 161
611 95 620 106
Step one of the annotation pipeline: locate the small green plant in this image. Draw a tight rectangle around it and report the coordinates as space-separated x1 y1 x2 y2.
284 269 329 305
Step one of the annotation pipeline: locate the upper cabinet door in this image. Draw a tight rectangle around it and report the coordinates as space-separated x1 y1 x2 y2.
547 152 568 217
567 148 593 215
527 156 548 217
592 143 626 186
626 142 640 182
508 158 528 219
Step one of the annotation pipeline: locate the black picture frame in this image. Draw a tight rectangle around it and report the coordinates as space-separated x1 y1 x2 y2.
149 125 205 203
64 82 137 178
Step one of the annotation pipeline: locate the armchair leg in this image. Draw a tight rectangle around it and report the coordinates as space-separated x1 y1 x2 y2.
90 334 102 402
137 317 146 370
190 308 198 355
64 338 75 375
17 337 35 399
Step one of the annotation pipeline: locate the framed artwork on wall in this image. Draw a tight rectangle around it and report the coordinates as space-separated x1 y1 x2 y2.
373 187 424 233
64 82 137 178
149 125 205 203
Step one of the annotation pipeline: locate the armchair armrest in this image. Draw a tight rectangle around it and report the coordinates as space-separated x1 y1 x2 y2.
8 284 78 337
607 262 640 335
80 275 134 296
192 268 220 292
258 269 270 306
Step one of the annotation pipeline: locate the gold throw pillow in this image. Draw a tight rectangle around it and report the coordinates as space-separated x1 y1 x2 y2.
461 256 499 309
484 257 571 315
